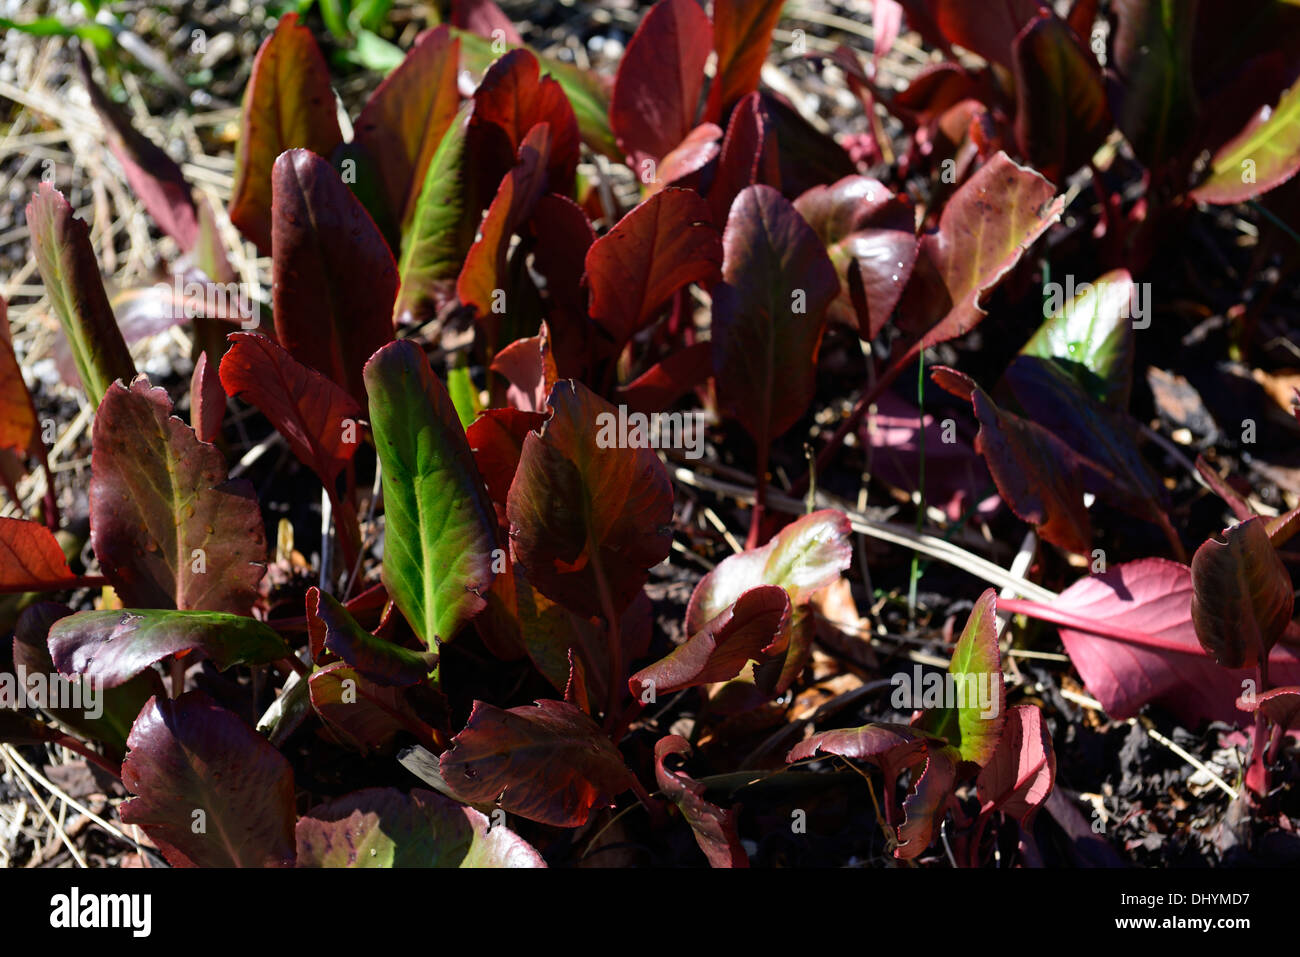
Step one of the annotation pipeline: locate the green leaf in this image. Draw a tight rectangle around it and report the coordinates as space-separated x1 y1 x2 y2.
1191 75 1300 204
919 589 1006 766
363 340 500 653
447 363 480 430
0 17 115 48
25 184 136 407
1021 268 1137 408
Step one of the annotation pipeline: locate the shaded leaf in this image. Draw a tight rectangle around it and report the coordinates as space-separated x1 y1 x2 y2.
1108 0 1199 171
353 26 462 231
48 608 289 689
309 662 432 755
467 408 549 509
708 92 780 225
439 698 635 827
586 188 723 347
26 183 136 406
615 341 714 414
712 184 839 446
506 379 674 619
1190 517 1294 669
364 340 500 650
654 736 747 867
219 332 362 488
307 588 437 687
90 377 266 613
271 149 397 405
189 351 224 444
296 786 545 867
976 704 1055 823
120 691 296 867
229 13 343 254
490 326 556 413
611 0 712 168
630 585 789 697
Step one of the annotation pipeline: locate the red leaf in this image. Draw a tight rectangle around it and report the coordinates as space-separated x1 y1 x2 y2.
467 408 549 508
615 341 714 414
649 123 723 194
120 691 296 867
655 736 748 867
308 662 431 755
629 585 790 697
712 184 839 446
306 588 438 687
490 325 557 413
451 0 523 45
90 377 266 613
78 49 198 252
353 26 462 230
1238 687 1300 730
506 380 674 618
787 723 933 783
470 49 580 197
1000 558 1300 727
189 351 224 445
895 745 957 860
708 92 780 225
229 13 343 254
439 698 635 827
0 297 38 455
586 187 723 347
1190 517 1294 669
976 704 1056 824
219 332 362 488
906 0 1047 70
0 518 77 593
528 194 595 375
705 0 786 122
270 149 397 405
611 0 713 168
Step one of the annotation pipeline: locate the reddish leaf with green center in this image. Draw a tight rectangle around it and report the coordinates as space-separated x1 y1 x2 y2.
712 184 839 449
586 188 723 349
1191 76 1300 204
1190 517 1294 670
120 691 296 868
611 0 712 170
506 379 674 620
229 13 342 254
89 377 266 614
271 149 397 406
439 698 635 827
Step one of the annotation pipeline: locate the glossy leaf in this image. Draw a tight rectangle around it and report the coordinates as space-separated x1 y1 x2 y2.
705 0 785 122
630 585 790 697
271 149 397 404
307 588 437 687
788 723 934 782
219 332 361 488
48 608 288 689
1020 268 1137 408
586 188 723 347
918 590 1006 766
655 736 747 867
898 153 1062 354
394 105 476 326
999 558 1300 726
78 48 197 252
120 691 296 867
229 13 342 253
975 704 1055 823
712 184 839 446
353 26 462 231
439 698 635 827
0 518 78 592
90 377 265 613
794 175 918 338
1011 9 1110 183
506 379 674 619
296 786 546 867
1190 517 1294 669
26 184 136 406
611 0 712 168
1191 76 1300 204
364 340 500 650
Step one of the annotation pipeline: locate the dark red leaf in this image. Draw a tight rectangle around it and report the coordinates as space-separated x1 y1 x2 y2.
1191 517 1294 669
1238 687 1300 730
120 691 296 867
895 744 957 860
467 408 549 508
306 588 437 687
615 341 714 414
649 123 723 193
655 735 748 867
219 332 362 488
507 380 674 618
451 0 523 45
611 0 713 168
229 13 342 254
308 662 432 755
0 297 37 456
907 0 1047 70
975 704 1056 823
586 187 722 347
189 351 224 444
705 0 785 122
439 698 635 827
270 149 397 405
490 325 557 413
90 377 265 613
708 92 780 225
787 722 932 784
